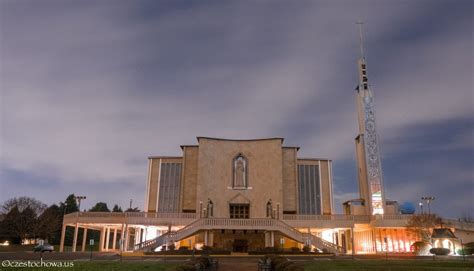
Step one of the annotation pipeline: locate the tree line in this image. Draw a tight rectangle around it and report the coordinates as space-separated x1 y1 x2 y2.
0 195 139 245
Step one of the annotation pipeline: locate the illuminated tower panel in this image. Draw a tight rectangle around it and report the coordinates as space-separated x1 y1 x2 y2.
355 43 385 215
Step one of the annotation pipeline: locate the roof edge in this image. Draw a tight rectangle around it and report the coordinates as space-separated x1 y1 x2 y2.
298 157 332 161
197 136 284 144
148 156 183 159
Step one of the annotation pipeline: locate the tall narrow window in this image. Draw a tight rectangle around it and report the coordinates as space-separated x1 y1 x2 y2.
233 154 248 189
157 163 182 213
298 164 321 215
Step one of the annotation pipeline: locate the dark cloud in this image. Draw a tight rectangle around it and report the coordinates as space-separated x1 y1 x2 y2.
0 0 472 218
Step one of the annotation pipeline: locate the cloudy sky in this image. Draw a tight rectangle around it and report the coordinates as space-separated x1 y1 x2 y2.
0 0 472 218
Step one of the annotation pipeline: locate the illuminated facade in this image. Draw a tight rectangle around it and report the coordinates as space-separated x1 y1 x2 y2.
58 34 473 255
60 136 427 255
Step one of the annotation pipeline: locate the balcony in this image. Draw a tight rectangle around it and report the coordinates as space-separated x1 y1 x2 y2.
63 212 415 229
282 214 371 228
63 212 196 226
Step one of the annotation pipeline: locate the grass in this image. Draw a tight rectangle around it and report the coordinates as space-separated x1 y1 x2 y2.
304 260 474 271
0 261 178 271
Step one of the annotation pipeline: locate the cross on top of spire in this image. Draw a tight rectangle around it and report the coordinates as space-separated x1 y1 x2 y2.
356 20 365 58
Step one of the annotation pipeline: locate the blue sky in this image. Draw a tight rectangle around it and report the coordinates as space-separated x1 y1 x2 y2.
0 0 472 218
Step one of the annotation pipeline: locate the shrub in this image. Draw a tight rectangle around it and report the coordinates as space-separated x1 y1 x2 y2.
412 241 431 255
201 245 212 251
264 246 279 253
429 247 450 255
168 244 175 251
178 246 189 251
457 248 473 255
465 242 474 250
458 242 474 255
195 256 211 268
290 247 300 252
271 256 287 269
302 245 311 253
275 261 293 271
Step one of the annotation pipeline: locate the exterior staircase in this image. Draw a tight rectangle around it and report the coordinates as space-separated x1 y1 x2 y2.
134 218 343 254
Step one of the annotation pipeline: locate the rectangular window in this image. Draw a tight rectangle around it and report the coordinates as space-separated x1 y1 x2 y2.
229 204 249 219
298 164 321 215
157 163 182 213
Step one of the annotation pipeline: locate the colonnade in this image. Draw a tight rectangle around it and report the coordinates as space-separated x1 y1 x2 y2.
59 224 145 252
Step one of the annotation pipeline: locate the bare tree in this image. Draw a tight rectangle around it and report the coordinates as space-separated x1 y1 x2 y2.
406 214 442 242
1 197 47 217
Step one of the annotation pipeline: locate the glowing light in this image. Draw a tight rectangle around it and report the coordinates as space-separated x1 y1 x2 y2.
144 226 159 241
0 241 9 246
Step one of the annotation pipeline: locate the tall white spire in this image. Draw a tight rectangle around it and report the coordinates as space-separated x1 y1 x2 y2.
354 22 386 215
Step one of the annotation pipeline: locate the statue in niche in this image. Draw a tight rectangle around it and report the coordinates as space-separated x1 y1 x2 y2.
207 198 213 217
266 199 273 218
233 154 247 188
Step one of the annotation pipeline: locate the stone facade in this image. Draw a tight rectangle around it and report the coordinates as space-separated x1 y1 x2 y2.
146 137 334 217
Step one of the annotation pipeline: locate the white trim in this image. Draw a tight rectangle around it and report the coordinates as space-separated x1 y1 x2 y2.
328 160 334 214
155 159 162 212
144 159 152 211
295 151 299 213
318 160 323 215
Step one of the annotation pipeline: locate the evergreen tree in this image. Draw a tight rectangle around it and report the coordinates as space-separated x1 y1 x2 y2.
112 204 123 212
89 202 110 212
125 207 140 212
58 194 79 247
36 204 62 244
0 206 37 244
59 194 79 215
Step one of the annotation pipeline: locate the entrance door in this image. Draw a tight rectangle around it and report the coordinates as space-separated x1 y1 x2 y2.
233 239 248 252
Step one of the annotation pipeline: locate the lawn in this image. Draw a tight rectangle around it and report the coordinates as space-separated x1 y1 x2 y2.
304 260 474 271
0 261 178 271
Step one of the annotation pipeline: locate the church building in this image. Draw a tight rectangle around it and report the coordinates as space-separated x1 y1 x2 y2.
60 31 472 255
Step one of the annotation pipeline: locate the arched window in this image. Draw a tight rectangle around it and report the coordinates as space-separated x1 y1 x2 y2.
233 154 248 189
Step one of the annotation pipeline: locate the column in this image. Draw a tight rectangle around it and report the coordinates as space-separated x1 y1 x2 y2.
209 231 214 247
72 223 79 252
120 224 125 251
105 227 110 251
124 225 130 251
351 227 355 256
270 231 275 247
204 231 209 246
59 225 67 252
81 228 88 252
99 227 105 252
112 228 117 250
265 232 270 247
134 228 140 246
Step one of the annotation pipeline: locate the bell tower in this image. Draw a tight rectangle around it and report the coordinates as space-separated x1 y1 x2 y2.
354 22 385 215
